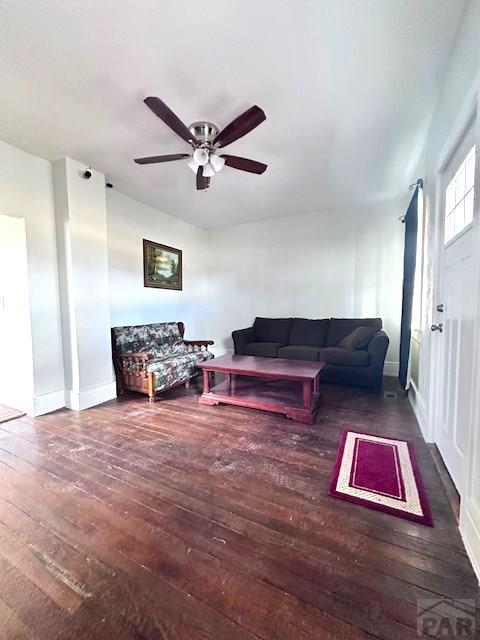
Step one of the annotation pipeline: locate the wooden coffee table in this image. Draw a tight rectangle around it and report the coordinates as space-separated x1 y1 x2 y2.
198 355 324 424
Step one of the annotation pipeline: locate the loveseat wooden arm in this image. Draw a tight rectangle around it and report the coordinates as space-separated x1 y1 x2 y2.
115 351 154 376
178 322 213 348
113 351 155 398
183 340 214 347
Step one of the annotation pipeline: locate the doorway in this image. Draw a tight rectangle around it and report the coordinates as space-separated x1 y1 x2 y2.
430 124 477 497
0 214 34 416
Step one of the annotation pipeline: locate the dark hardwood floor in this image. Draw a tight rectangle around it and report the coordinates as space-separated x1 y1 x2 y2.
0 378 478 639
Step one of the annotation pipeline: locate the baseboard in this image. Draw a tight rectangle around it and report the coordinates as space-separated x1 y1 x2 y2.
408 384 428 439
460 498 480 584
211 346 234 357
66 380 117 411
30 389 66 416
429 443 460 522
383 361 399 377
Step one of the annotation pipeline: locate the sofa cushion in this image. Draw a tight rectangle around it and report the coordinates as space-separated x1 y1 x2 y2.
185 344 215 363
326 318 382 346
112 321 186 359
145 348 213 391
278 345 322 361
243 342 285 357
288 318 329 347
146 353 199 390
253 317 292 343
319 347 371 367
338 326 378 350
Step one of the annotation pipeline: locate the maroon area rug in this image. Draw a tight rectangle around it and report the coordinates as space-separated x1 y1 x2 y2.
329 430 433 526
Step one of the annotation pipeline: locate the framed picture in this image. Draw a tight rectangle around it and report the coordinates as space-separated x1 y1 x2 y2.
143 239 182 290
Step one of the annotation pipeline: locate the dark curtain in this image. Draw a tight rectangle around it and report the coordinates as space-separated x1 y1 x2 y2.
399 187 419 390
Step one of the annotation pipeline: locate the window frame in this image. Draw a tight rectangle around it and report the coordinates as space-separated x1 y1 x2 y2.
443 128 476 248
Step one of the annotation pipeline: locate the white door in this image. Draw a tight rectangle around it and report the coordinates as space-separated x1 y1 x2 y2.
433 135 477 495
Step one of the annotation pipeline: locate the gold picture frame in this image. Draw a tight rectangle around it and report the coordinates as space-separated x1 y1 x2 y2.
143 239 182 290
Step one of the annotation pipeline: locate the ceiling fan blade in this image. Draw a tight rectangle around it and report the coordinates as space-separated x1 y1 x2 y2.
134 153 190 164
214 106 266 148
221 154 267 174
144 97 197 144
196 166 210 190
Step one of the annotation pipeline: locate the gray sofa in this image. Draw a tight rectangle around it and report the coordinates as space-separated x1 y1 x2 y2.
232 317 389 391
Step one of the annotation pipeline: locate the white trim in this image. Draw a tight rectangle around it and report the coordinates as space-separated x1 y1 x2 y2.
408 383 428 440
426 173 444 445
383 360 399 377
29 388 66 416
435 69 480 173
460 498 480 584
65 380 117 411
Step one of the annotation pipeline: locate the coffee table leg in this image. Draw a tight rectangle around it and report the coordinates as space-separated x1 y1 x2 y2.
203 369 211 394
303 380 312 409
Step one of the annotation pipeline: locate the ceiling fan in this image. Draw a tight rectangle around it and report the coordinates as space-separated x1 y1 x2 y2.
134 97 267 190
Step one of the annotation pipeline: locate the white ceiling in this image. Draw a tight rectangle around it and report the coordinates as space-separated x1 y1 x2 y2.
0 0 466 228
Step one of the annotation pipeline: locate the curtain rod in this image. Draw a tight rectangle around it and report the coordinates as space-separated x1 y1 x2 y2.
409 178 424 190
399 178 424 222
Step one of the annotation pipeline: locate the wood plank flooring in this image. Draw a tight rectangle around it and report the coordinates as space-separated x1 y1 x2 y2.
0 404 25 425
0 379 478 639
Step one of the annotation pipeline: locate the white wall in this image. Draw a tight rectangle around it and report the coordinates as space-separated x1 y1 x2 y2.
0 215 34 412
411 0 480 581
0 140 211 415
207 198 405 372
0 138 64 415
0 139 211 412
54 157 116 410
106 189 209 340
412 0 480 420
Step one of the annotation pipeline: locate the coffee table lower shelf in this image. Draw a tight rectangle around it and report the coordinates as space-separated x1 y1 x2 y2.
199 377 321 425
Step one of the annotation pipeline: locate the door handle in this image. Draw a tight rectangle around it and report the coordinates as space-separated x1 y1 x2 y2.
431 323 443 333
436 304 444 312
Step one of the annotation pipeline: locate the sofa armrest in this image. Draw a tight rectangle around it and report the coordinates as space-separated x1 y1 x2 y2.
368 331 389 373
115 351 153 376
232 327 255 354
183 340 214 347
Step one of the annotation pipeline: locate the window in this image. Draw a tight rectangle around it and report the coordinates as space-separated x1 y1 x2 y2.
444 145 475 244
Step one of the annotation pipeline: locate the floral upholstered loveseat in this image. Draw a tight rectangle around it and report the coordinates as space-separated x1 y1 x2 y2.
111 322 214 400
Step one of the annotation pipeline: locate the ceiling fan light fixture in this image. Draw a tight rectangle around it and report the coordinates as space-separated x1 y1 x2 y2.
210 154 225 173
135 98 268 191
187 157 198 173
193 147 209 166
202 162 216 178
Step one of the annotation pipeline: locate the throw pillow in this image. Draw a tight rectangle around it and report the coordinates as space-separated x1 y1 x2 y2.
338 326 377 350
